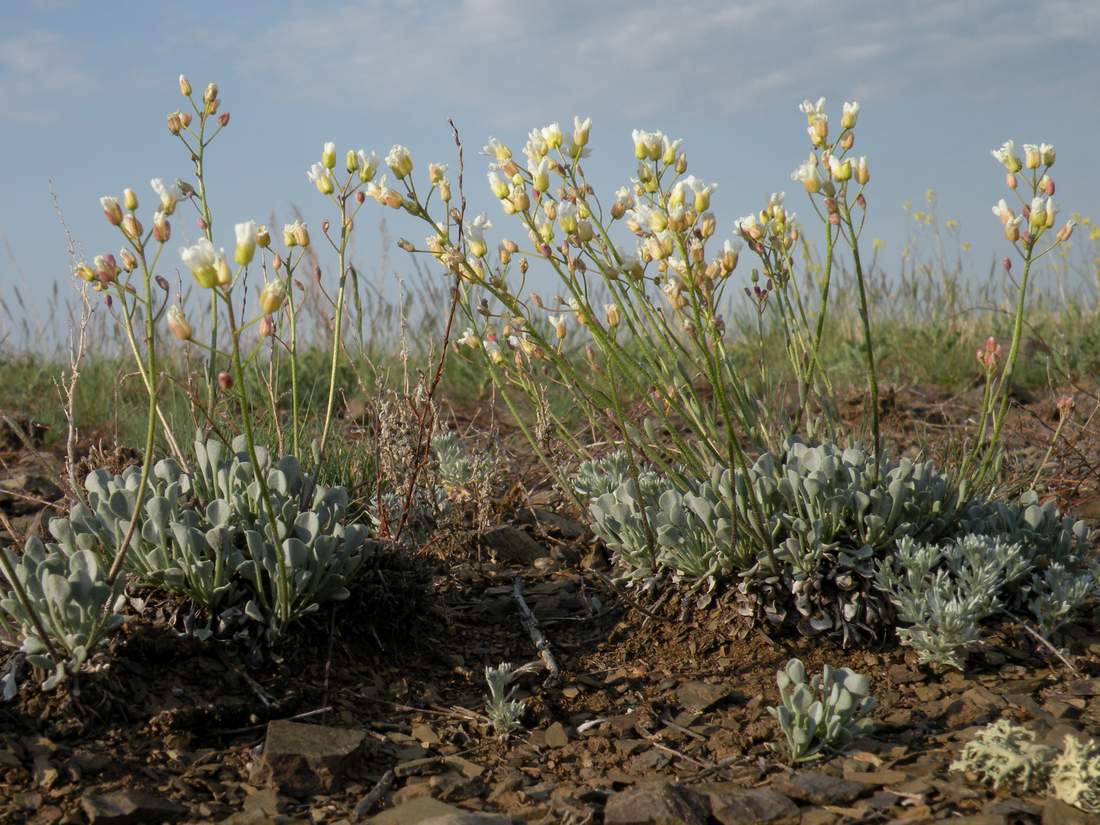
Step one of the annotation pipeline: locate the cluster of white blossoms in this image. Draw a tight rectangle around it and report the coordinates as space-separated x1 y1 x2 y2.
990 140 1075 243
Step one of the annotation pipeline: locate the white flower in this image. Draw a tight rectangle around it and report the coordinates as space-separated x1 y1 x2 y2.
992 198 1014 224
573 116 592 148
1040 143 1056 165
556 201 578 234
799 97 826 119
791 159 823 193
308 163 334 194
484 339 504 364
661 135 683 164
628 204 667 233
615 186 635 212
631 129 663 161
234 220 258 265
483 137 512 162
735 214 760 239
386 144 413 178
356 150 379 182
179 238 221 287
465 213 492 257
150 178 182 215
459 327 479 348
524 128 548 164
675 176 717 211
841 101 860 129
541 122 563 149
992 141 1021 172
529 156 551 193
488 172 509 199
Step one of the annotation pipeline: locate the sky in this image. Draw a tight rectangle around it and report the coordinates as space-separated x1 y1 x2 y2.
2 0 1099 346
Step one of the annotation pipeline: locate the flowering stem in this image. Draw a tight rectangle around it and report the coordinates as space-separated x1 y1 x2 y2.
318 200 350 462
842 206 880 466
974 250 1034 486
107 245 158 584
221 290 288 623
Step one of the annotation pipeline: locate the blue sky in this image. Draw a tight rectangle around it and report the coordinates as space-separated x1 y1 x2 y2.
3 0 1099 343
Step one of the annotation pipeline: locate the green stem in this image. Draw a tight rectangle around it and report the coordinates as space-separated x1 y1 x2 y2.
318 201 350 461
107 247 158 584
843 206 880 466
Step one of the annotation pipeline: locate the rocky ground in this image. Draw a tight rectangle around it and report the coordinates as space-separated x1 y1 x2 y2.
2 385 1100 825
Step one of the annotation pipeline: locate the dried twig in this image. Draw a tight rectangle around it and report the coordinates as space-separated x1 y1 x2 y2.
1002 609 1080 675
353 769 394 820
512 577 561 687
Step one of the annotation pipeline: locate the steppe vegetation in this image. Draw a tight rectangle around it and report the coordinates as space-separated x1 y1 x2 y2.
1 77 1100 823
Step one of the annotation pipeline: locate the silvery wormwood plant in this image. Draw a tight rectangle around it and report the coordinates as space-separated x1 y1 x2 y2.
0 538 124 690
874 534 1027 669
768 657 874 763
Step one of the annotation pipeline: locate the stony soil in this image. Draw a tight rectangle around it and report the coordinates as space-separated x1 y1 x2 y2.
1 385 1100 825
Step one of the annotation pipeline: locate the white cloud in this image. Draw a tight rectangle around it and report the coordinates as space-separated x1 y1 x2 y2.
232 0 1100 123
0 30 94 123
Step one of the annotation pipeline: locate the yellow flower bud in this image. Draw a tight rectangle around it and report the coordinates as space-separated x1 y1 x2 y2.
346 149 359 173
179 75 192 97
123 188 138 211
167 305 192 340
122 214 143 241
322 142 337 170
215 255 232 287
259 280 287 314
604 303 621 328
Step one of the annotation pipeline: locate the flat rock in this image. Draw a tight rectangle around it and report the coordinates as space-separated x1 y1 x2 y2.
1043 798 1100 824
255 720 366 797
604 782 710 825
706 787 798 824
772 772 866 805
420 815 515 825
480 526 548 565
81 790 187 824
676 681 731 714
369 797 464 824
545 722 569 749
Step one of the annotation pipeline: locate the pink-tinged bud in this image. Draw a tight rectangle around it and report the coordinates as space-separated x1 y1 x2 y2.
203 82 218 104
197 217 208 231
100 196 123 225
1056 395 1075 419
1003 257 1012 272
1006 173 1017 190
976 336 1003 372
121 214 143 241
94 254 119 283
156 276 169 292
259 315 275 338
153 212 171 242
167 305 192 341
217 371 233 390
828 212 840 226
179 111 192 128
218 111 230 127
1044 177 1055 196
839 132 854 151
167 112 182 135
355 190 366 204
856 193 867 210
1057 221 1076 242
120 249 137 272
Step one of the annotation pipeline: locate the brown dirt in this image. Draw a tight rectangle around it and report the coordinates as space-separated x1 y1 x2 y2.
1 387 1100 824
